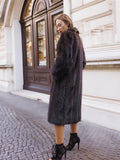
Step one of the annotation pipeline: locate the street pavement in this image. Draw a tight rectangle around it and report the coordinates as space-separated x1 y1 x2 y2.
0 91 120 160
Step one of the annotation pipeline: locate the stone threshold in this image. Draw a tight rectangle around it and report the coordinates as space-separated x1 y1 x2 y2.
11 89 50 104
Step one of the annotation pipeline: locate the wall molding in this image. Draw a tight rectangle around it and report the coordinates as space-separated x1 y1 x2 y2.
85 43 120 63
83 94 120 103
74 10 112 23
85 43 120 50
0 0 8 26
85 63 120 70
0 65 13 69
71 0 106 13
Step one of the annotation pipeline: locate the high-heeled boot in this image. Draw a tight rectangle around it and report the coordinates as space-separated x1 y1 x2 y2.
49 144 66 160
66 133 80 151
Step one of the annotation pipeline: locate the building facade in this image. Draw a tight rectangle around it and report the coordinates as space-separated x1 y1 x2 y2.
0 0 120 130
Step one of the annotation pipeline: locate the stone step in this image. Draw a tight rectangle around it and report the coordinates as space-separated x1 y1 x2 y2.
82 95 120 131
11 89 50 104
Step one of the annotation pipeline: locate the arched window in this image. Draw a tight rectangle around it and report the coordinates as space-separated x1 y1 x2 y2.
21 0 63 93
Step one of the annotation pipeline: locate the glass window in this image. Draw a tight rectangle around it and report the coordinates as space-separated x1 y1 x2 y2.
25 26 32 66
37 20 47 66
53 14 61 59
24 0 34 18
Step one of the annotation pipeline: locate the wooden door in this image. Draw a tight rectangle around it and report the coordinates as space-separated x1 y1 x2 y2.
21 0 63 93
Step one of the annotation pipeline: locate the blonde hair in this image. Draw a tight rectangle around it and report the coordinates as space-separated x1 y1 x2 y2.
55 14 73 29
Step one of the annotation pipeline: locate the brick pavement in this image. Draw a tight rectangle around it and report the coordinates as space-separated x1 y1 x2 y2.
0 92 120 160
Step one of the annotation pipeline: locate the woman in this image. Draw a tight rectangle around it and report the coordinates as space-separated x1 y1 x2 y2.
48 14 86 160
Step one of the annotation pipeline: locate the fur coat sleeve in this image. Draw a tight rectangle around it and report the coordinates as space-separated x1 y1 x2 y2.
51 30 81 80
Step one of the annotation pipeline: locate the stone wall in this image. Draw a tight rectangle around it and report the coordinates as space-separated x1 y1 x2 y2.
0 0 24 91
0 27 6 65
64 0 120 131
68 0 120 100
0 27 14 91
72 0 114 47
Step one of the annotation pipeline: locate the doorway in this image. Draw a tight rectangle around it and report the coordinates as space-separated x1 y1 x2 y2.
21 0 63 93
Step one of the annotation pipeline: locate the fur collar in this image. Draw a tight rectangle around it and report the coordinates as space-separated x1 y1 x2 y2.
68 27 79 34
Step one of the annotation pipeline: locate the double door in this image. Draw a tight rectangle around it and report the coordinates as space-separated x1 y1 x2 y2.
22 7 62 93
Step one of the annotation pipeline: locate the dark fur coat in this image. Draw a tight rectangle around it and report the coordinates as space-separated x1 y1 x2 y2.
48 28 86 125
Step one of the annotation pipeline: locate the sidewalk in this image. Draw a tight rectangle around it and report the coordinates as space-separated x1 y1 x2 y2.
0 91 120 160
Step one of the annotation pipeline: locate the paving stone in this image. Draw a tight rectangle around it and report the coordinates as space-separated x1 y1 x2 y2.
0 92 120 160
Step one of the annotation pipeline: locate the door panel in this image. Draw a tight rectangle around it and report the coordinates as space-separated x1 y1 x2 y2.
23 20 34 68
48 8 63 67
34 15 49 69
48 0 63 7
32 15 50 93
37 20 47 66
25 26 33 66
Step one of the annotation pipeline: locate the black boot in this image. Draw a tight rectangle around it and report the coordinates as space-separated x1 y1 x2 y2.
50 144 66 160
66 133 80 151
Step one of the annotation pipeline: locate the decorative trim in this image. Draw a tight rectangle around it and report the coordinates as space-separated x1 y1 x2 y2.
0 65 13 69
87 58 120 62
74 10 112 23
83 94 120 103
49 0 62 6
85 43 120 65
87 59 120 63
85 63 120 70
85 43 120 50
33 0 47 14
0 0 8 25
71 0 106 13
